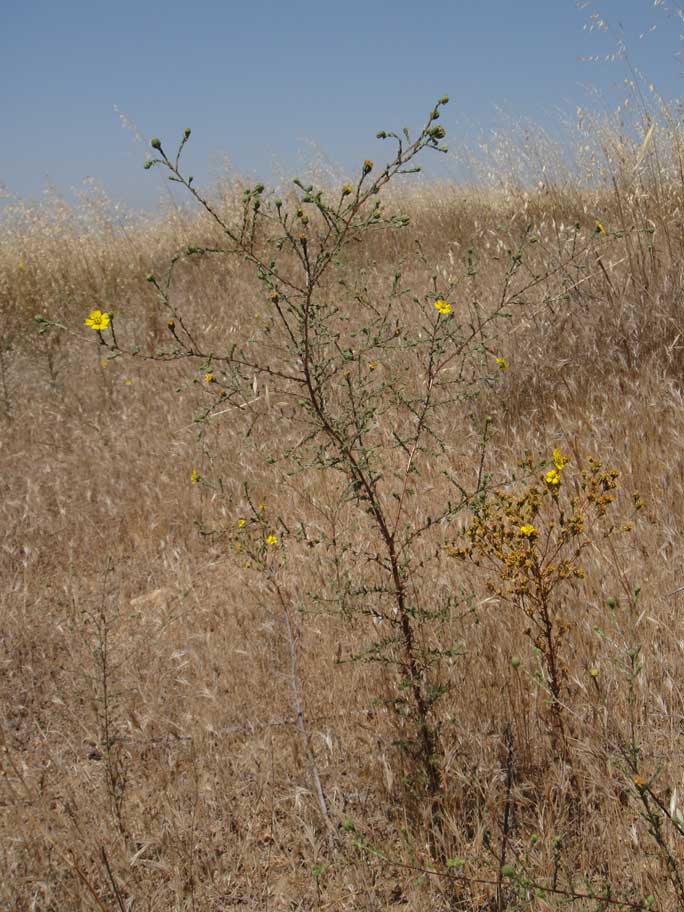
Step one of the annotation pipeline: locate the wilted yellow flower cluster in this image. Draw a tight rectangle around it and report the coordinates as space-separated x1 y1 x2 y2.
453 451 620 605
451 452 630 711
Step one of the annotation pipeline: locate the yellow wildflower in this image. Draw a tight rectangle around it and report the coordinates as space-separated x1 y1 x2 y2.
633 774 647 790
368 361 378 371
495 356 509 371
191 468 199 484
342 184 353 196
123 378 132 386
265 534 278 546
237 518 247 528
552 448 569 470
519 524 537 539
434 299 452 315
545 468 561 488
259 502 267 511
595 219 606 234
204 371 215 383
84 309 110 331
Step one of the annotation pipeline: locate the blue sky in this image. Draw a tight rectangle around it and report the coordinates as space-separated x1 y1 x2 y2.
3 0 684 211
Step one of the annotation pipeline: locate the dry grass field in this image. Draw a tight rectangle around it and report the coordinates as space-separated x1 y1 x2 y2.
4 109 684 911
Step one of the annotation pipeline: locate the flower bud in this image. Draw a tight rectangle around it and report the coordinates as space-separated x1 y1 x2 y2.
439 94 449 105
184 128 191 138
363 160 373 174
150 137 162 150
143 160 154 170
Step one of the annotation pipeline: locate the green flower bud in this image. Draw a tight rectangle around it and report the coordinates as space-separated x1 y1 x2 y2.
439 94 449 105
429 125 446 140
143 160 153 170
511 656 521 668
255 182 265 193
184 128 191 138
607 596 618 608
376 131 387 139
150 137 162 150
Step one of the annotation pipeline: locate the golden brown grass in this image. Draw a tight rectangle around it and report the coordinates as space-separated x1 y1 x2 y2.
4 117 684 910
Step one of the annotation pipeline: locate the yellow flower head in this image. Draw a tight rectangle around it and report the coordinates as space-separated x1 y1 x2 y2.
204 371 215 383
545 468 561 488
265 534 278 546
633 774 647 790
342 184 353 196
434 299 452 315
237 518 247 528
85 309 110 331
519 524 537 539
368 361 378 371
191 468 199 484
552 448 569 470
495 356 509 371
595 219 606 234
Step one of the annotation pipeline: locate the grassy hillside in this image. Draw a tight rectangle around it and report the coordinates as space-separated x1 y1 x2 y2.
3 107 684 910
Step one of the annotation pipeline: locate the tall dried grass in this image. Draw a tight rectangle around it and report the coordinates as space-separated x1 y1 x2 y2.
3 104 684 910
